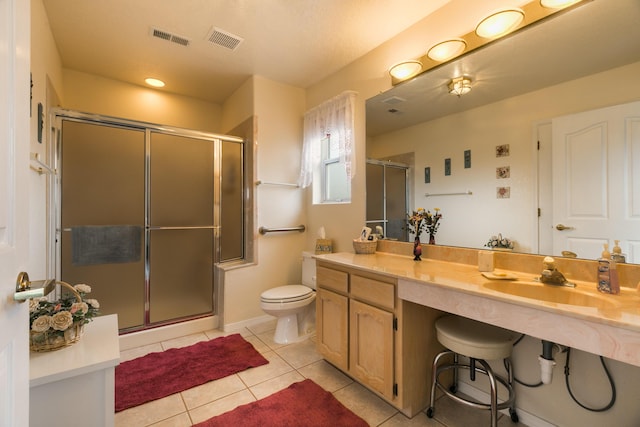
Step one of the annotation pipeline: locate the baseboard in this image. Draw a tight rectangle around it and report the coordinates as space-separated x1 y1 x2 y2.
119 316 219 351
223 314 275 333
456 381 557 427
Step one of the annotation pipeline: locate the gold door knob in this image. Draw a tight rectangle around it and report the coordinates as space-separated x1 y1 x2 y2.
555 224 574 231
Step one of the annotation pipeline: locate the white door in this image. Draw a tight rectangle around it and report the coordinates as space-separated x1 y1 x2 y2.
552 101 640 262
0 0 31 425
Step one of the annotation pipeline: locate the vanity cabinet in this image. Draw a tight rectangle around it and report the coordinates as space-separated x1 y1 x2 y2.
316 261 446 417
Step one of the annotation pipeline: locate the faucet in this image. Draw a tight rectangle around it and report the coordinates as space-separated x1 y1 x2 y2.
539 256 576 288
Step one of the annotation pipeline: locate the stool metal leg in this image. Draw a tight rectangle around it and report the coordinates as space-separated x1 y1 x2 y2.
426 350 454 418
427 351 518 425
451 352 459 393
476 359 499 427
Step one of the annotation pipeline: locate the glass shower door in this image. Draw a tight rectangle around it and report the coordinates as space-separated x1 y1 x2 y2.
148 132 215 323
59 120 146 330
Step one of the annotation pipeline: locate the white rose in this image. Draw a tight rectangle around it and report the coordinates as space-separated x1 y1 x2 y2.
32 315 52 332
71 302 89 315
51 311 73 331
29 299 41 312
85 299 100 309
74 284 92 294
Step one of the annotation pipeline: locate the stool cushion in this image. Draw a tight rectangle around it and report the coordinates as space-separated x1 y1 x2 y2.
435 316 518 361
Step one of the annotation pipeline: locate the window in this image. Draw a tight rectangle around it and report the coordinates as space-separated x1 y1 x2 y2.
299 91 357 204
321 135 351 202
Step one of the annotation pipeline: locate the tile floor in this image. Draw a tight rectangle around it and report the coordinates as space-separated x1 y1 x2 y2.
115 320 527 426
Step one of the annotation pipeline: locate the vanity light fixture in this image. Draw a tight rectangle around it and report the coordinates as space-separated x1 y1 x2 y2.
427 39 467 62
388 60 423 80
448 76 472 97
145 77 165 88
540 0 582 9
475 8 525 39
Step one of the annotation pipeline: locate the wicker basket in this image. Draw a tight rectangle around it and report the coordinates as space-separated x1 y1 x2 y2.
353 239 377 254
30 281 85 352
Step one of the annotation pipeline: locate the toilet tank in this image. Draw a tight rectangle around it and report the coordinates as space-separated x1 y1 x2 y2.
301 251 317 289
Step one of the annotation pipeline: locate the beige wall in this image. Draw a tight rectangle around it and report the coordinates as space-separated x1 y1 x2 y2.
62 69 223 133
223 76 307 325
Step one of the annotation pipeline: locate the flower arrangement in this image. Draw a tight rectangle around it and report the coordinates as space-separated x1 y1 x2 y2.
29 282 100 351
485 233 515 250
407 208 442 240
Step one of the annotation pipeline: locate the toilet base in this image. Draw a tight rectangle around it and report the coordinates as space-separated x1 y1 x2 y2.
272 308 316 344
274 314 302 344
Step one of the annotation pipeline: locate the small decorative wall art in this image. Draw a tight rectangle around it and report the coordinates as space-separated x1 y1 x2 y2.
496 166 510 179
424 167 431 183
496 144 510 157
444 158 451 176
464 150 471 168
497 186 511 198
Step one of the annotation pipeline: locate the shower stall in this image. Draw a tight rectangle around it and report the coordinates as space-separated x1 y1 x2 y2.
53 111 245 332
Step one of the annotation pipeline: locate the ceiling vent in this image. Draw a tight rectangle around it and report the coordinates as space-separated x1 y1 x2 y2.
206 27 243 50
382 96 406 105
150 27 190 47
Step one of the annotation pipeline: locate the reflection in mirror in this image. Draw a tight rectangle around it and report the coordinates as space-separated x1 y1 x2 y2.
366 0 640 263
366 158 410 241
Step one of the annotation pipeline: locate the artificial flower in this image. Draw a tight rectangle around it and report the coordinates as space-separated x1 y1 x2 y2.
406 208 443 238
32 315 52 332
51 311 74 331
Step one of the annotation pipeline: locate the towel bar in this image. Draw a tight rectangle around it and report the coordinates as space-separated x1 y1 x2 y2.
259 225 306 235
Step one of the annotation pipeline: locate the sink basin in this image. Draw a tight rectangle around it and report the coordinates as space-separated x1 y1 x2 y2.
482 280 618 309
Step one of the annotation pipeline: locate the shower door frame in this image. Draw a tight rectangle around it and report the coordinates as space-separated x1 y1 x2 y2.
50 109 245 332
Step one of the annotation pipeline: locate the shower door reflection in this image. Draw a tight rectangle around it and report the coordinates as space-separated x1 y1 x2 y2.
366 160 409 241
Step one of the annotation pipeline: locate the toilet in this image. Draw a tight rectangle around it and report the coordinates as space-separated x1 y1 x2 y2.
260 252 316 344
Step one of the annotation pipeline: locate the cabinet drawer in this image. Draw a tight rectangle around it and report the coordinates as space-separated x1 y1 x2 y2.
351 275 395 310
317 266 349 294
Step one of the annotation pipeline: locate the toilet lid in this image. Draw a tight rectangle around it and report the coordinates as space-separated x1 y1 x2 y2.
261 285 314 303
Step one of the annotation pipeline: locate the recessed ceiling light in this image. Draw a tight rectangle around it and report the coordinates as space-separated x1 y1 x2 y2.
388 60 423 80
427 39 467 62
145 78 165 88
475 8 525 39
540 0 582 9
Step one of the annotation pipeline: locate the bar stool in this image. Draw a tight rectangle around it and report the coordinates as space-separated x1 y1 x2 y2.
426 315 519 426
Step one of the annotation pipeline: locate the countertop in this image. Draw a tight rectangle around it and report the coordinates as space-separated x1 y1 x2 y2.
30 314 120 387
315 252 640 366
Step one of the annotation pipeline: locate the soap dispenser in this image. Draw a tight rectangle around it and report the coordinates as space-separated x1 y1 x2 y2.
597 243 620 294
612 240 626 264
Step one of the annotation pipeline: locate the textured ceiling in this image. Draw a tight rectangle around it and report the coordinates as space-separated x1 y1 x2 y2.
42 0 451 104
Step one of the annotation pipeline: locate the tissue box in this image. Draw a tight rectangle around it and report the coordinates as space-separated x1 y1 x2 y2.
315 239 333 254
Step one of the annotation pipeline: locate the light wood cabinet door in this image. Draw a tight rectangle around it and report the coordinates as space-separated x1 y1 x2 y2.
316 288 349 371
350 299 394 400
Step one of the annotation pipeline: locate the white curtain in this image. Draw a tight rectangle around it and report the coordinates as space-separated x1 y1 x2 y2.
298 90 357 188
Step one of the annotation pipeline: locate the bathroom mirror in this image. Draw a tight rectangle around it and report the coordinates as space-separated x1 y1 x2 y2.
366 0 640 263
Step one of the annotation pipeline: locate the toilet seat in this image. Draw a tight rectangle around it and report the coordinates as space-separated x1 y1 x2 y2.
260 285 314 303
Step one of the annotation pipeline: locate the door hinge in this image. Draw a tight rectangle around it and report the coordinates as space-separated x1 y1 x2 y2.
537 140 541 150
538 208 541 217
393 317 398 331
393 383 398 396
